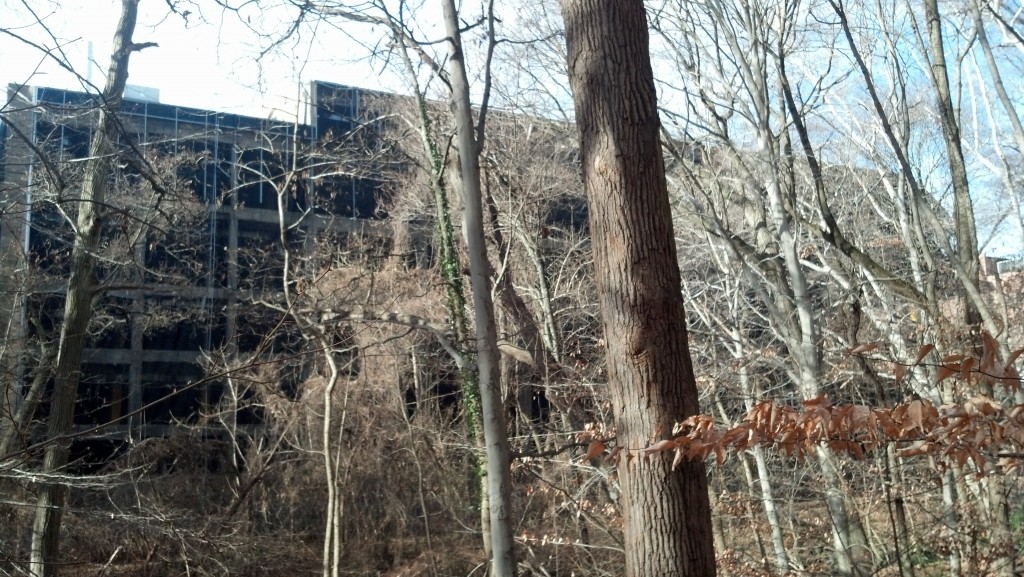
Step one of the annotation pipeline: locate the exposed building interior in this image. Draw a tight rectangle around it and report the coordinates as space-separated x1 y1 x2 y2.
1 81 390 440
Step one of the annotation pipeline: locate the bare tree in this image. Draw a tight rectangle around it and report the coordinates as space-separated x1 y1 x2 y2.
27 2 156 574
439 1 516 574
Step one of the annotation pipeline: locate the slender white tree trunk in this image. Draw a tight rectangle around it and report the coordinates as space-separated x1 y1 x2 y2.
440 2 515 575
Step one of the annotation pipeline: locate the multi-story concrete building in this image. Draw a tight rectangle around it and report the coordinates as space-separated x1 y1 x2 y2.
1 81 387 438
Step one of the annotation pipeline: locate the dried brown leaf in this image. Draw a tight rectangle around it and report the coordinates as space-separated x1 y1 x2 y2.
960 357 977 382
937 364 959 383
643 439 676 455
582 440 605 462
914 343 936 366
895 363 908 387
849 343 880 355
981 332 999 374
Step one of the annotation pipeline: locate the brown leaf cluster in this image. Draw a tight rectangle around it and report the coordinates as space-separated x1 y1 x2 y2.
635 333 1024 472
644 395 1024 474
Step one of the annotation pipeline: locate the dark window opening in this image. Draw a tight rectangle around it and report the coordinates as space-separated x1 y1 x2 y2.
237 148 285 210
546 195 589 233
314 83 359 142
143 317 207 351
88 296 132 349
28 206 74 277
140 362 204 424
311 174 381 218
76 364 130 426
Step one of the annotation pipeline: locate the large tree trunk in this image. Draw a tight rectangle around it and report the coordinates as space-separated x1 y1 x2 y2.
29 2 148 575
560 2 716 576
440 1 516 576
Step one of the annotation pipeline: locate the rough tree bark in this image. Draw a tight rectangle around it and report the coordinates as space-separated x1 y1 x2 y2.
560 1 717 575
29 1 152 575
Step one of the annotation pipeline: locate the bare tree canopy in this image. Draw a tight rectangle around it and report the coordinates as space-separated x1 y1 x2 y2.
2 0 1024 576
